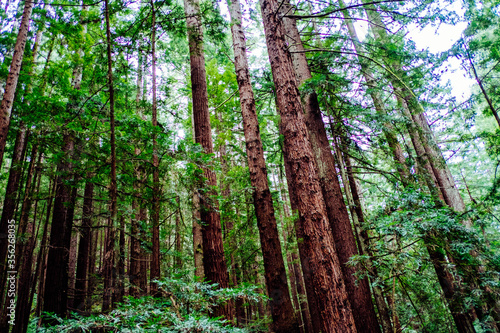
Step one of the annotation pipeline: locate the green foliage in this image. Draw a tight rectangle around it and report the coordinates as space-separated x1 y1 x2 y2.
32 277 267 332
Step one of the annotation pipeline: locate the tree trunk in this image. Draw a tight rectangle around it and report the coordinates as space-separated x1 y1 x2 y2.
102 0 117 311
0 0 33 165
226 0 298 330
192 191 204 278
42 134 78 322
280 3 379 332
11 146 39 333
0 124 28 317
184 0 232 319
259 0 356 330
114 214 125 303
150 0 161 295
35 177 56 317
276 167 311 333
174 197 183 269
74 180 94 311
130 47 146 297
340 150 395 333
340 4 410 185
67 225 79 310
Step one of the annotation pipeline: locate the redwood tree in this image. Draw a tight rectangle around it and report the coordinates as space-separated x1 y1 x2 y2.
227 0 299 330
259 0 357 331
183 0 233 319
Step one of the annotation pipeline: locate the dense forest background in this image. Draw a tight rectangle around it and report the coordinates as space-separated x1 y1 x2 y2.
0 0 499 331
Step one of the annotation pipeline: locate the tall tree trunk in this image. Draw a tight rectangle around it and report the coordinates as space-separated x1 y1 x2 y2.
67 225 79 310
0 125 28 318
339 4 410 185
35 177 56 317
259 0 356 331
0 0 33 165
102 0 117 311
183 0 232 319
130 48 145 297
42 4 86 321
192 191 204 278
11 146 39 333
74 180 94 311
280 3 379 332
0 22 45 301
337 145 395 333
150 0 161 295
226 0 298 330
114 215 125 303
277 166 313 333
362 7 479 332
42 144 78 322
174 197 183 269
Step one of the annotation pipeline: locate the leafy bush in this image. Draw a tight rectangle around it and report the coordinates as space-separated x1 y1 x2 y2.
31 276 268 332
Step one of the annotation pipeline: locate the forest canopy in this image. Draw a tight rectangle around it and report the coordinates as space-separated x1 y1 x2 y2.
0 0 499 332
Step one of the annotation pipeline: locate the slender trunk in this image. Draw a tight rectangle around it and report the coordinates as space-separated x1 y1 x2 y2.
341 151 395 333
174 197 182 269
11 147 39 333
130 48 145 297
67 226 79 310
340 5 410 185
35 177 56 317
260 0 356 330
184 0 232 319
227 0 298 330
114 215 125 303
0 0 33 165
275 168 308 333
74 180 94 311
363 8 478 331
150 0 160 295
466 48 500 129
102 0 117 311
0 124 28 316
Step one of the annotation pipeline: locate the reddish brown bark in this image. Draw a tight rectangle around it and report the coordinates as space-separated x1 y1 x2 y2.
281 4 379 332
227 0 298 330
184 0 232 319
259 0 356 330
102 0 117 311
192 191 204 278
0 0 33 165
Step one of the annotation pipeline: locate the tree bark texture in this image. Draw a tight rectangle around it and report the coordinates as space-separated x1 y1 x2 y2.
259 0 357 331
281 4 380 332
184 0 232 319
0 0 33 165
227 0 299 330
